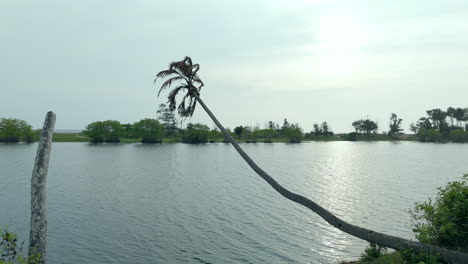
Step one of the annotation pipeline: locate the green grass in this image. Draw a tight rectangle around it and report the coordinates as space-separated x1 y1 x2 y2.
340 252 403 264
53 133 90 142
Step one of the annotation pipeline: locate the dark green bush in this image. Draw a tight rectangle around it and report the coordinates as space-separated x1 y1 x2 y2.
417 128 442 142
289 137 301 143
400 246 442 264
141 138 162 143
360 243 387 262
284 127 302 143
0 118 34 143
449 129 467 142
133 119 164 144
182 123 209 144
106 136 120 143
411 175 468 252
83 120 122 143
342 132 357 141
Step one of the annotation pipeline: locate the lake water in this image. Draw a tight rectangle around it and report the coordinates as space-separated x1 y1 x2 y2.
0 142 467 263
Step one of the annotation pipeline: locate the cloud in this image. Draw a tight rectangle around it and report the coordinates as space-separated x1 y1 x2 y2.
1 0 467 131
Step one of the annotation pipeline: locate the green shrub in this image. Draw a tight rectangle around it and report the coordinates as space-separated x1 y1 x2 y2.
0 118 34 143
133 118 164 143
360 243 387 262
83 120 122 143
417 128 442 142
411 175 468 252
342 132 357 141
182 123 210 144
141 138 162 143
289 137 301 143
255 129 278 140
449 129 467 142
209 129 223 141
1 227 41 264
284 127 303 143
399 246 442 264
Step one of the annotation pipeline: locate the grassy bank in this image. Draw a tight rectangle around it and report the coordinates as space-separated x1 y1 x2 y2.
53 133 90 142
340 252 402 264
49 133 419 143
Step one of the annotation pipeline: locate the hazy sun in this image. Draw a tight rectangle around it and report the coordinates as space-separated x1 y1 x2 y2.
316 11 368 51
308 11 368 73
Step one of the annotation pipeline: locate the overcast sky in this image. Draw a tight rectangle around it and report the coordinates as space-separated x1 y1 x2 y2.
1 0 467 132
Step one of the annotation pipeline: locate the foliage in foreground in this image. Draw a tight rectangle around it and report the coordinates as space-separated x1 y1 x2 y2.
360 243 387 262
352 174 467 264
399 246 442 264
348 248 443 264
411 174 468 252
0 228 41 264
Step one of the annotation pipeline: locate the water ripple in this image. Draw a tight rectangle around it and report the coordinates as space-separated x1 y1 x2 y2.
1 142 467 263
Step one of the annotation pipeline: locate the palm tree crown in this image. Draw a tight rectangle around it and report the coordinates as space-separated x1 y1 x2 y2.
155 56 204 117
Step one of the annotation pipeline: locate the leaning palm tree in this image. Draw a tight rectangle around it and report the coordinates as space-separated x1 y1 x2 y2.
155 57 467 263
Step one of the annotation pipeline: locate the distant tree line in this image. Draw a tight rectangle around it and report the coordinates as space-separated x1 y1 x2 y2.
233 118 304 143
340 107 468 142
0 118 36 142
306 121 333 137
410 107 468 142
3 106 467 144
352 119 379 135
83 105 220 144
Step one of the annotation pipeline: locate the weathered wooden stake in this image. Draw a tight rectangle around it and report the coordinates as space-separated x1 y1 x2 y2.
29 111 56 264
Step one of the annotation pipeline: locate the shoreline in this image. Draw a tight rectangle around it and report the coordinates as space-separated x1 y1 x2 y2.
11 132 464 144
49 133 421 143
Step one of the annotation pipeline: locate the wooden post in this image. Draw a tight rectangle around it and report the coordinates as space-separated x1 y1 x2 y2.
29 111 56 264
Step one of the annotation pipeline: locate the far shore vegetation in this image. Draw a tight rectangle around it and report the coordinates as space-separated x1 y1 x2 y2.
1 106 467 144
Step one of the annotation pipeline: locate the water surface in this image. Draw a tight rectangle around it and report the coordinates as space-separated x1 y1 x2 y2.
0 142 466 263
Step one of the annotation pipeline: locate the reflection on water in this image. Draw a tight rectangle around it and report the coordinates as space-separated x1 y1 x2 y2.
0 142 466 263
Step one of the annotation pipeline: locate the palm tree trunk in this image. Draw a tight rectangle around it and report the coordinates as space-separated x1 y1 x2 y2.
194 94 468 264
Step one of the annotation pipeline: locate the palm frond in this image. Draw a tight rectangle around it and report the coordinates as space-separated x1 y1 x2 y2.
158 76 186 96
169 61 189 79
177 94 197 117
166 85 188 111
181 57 194 78
155 69 178 83
193 75 204 89
192 64 200 75
183 56 193 67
